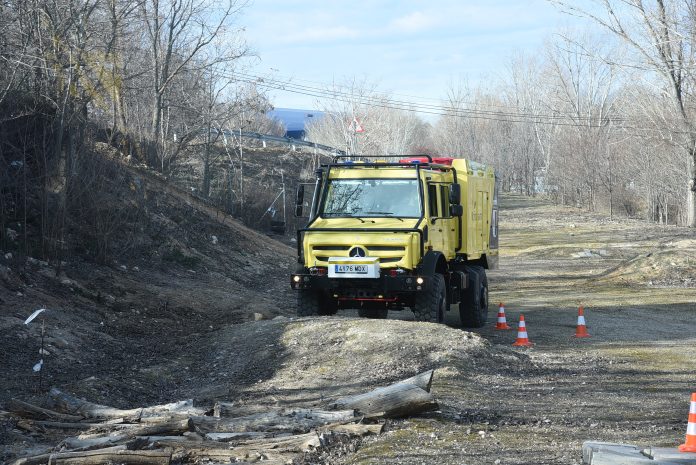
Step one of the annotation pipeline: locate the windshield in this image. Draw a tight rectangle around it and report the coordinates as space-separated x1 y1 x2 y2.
321 179 421 217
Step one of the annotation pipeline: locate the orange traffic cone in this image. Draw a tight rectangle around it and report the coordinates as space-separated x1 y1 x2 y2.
679 393 696 452
512 314 533 347
574 306 591 338
494 303 512 330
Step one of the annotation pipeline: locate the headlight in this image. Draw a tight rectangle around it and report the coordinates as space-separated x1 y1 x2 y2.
292 275 301 283
416 277 424 285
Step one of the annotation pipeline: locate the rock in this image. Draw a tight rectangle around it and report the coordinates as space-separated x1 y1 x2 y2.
0 265 10 283
4 252 12 260
6 228 18 241
37 268 57 279
253 312 268 321
119 265 128 271
272 315 288 321
211 235 218 244
48 336 69 348
133 266 140 272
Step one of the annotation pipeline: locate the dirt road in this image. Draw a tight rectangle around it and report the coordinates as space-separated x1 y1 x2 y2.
326 195 696 464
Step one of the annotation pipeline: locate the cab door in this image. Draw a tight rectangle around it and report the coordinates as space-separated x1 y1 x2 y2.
426 183 444 252
439 185 456 258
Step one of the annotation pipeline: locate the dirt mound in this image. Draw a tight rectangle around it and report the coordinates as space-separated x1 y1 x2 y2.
185 317 514 406
603 239 696 287
0 158 296 410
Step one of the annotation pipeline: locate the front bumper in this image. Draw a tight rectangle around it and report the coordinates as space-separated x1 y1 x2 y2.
290 271 427 295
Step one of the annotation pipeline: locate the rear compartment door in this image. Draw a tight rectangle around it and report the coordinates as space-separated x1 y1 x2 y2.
478 190 489 251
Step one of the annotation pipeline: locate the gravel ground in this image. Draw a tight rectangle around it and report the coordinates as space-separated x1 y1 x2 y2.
2 194 695 465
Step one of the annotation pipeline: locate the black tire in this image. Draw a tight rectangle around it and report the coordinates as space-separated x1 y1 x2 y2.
297 290 320 316
297 291 338 316
459 266 489 328
412 274 446 323
358 308 388 319
319 297 338 316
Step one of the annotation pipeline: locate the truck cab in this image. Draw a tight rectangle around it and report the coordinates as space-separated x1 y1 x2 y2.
291 155 498 327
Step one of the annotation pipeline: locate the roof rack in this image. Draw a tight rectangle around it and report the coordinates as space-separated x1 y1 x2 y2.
331 154 433 163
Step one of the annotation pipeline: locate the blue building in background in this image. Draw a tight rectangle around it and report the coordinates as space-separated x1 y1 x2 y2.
267 108 323 140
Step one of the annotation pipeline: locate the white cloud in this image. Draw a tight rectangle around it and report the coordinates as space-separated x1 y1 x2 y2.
390 11 438 33
282 26 361 43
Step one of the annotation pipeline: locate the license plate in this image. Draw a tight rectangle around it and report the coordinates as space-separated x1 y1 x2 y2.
335 264 368 274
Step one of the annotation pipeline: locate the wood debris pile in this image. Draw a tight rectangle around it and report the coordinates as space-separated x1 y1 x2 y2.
5 370 438 464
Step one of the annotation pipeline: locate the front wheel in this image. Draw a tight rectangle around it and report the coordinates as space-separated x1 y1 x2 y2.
412 274 446 323
459 266 488 328
297 291 337 316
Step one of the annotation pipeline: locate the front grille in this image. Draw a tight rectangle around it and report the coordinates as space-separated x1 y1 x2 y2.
312 245 350 251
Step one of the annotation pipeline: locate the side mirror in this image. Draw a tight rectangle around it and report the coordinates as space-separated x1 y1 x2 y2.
295 185 304 217
450 204 463 217
449 184 461 205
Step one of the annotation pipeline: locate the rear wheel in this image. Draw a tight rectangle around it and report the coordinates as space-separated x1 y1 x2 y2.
459 266 488 328
412 274 446 323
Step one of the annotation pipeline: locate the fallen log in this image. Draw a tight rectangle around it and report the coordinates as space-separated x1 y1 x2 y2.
322 422 384 436
398 370 435 393
6 399 84 422
18 419 123 431
59 419 189 450
330 375 439 418
10 445 172 465
190 408 354 434
160 432 321 463
204 431 274 442
47 389 205 420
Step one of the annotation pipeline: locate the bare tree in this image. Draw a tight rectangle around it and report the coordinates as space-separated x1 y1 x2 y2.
551 0 696 225
139 0 248 172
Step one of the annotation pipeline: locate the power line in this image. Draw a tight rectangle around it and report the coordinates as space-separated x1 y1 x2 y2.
233 71 623 124
227 71 673 133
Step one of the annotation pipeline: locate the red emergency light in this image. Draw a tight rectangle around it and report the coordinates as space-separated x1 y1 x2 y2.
399 156 454 165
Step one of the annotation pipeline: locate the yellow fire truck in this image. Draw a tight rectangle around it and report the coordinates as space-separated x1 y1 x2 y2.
291 155 498 327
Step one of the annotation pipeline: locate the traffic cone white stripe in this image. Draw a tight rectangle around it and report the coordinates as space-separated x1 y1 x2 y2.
518 331 528 338
688 423 696 435
498 316 506 322
690 402 696 414
578 315 586 325
519 321 526 328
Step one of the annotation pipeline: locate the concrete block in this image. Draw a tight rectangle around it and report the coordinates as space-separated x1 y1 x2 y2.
591 450 655 465
583 441 642 464
643 447 696 464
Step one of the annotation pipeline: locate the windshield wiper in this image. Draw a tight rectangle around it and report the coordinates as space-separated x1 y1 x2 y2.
364 212 404 222
323 213 374 223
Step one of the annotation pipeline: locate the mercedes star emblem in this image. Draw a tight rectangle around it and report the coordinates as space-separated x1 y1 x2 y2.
349 246 366 258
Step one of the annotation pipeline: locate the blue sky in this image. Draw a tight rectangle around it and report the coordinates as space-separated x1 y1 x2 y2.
241 0 588 112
